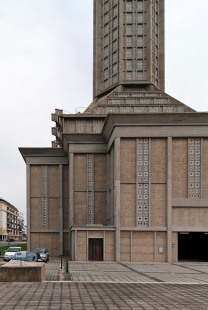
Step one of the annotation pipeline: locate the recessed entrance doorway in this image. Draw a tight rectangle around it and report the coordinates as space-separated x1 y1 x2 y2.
88 238 103 261
178 232 208 261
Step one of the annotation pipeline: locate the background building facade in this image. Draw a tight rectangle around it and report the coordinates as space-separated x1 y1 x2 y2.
19 0 208 261
0 198 25 241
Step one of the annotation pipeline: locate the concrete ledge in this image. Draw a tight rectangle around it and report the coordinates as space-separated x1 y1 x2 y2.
172 198 208 207
0 262 46 282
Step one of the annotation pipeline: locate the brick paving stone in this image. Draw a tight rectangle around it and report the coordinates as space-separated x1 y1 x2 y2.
2 262 208 309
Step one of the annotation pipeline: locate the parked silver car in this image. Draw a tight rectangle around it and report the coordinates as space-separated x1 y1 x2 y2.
33 248 49 262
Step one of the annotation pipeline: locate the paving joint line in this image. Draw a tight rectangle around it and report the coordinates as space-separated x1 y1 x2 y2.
173 263 208 274
119 263 164 283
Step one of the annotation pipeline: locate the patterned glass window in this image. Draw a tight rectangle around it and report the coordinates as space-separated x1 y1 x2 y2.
134 106 146 112
126 25 133 35
126 36 133 46
113 28 118 40
126 71 132 80
104 57 109 68
113 64 117 74
149 107 159 112
104 69 109 79
104 47 108 57
104 80 109 88
137 13 143 23
104 35 109 46
87 154 94 224
126 48 133 58
104 13 109 23
42 165 48 229
137 25 143 35
113 17 118 28
126 1 133 11
126 13 133 23
112 75 118 84
126 99 136 104
120 107 130 113
111 99 122 104
137 48 143 58
113 40 118 50
112 52 118 63
104 1 109 12
113 6 118 16
137 1 143 12
93 120 102 133
137 37 143 46
126 60 133 70
188 138 201 198
137 60 143 70
76 120 85 133
104 24 109 35
163 107 174 113
137 71 144 79
137 139 149 226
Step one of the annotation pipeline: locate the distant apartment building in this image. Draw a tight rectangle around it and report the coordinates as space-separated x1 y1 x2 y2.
0 198 25 241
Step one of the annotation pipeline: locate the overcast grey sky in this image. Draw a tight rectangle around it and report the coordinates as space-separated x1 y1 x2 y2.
0 0 208 221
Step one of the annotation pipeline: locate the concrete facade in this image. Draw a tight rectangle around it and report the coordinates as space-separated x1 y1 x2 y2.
19 0 208 262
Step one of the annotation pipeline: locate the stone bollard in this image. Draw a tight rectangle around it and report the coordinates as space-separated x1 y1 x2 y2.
58 269 63 281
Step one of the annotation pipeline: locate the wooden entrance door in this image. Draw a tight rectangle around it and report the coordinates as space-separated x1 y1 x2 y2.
88 238 103 261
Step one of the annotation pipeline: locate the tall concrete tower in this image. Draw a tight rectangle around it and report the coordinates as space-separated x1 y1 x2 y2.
93 0 165 100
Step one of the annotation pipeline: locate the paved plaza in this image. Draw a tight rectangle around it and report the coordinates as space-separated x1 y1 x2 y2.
1 260 208 309
67 261 208 283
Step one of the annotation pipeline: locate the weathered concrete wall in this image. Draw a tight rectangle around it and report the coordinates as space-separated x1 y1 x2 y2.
120 139 136 182
105 231 115 261
120 184 136 227
151 138 167 183
132 232 154 262
172 139 188 198
150 184 166 227
156 232 167 262
120 231 131 262
173 208 208 227
77 231 87 261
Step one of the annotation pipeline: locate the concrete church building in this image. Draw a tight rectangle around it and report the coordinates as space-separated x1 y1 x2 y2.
20 0 208 262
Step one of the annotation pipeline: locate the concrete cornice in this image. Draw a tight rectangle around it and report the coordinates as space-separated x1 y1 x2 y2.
71 226 116 231
19 147 67 162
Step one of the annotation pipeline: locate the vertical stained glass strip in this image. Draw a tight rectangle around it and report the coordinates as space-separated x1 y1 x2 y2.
137 139 149 226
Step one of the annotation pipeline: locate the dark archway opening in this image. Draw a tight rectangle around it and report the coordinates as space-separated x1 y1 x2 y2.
88 238 103 261
178 232 208 261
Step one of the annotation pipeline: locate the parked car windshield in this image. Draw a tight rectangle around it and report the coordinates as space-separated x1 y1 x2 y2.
7 248 21 252
34 248 46 253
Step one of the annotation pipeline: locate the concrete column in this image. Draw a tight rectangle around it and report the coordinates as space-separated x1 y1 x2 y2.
104 231 106 262
111 147 114 226
201 138 203 198
167 137 172 262
69 153 74 258
26 164 30 251
86 231 88 261
59 165 63 255
107 153 110 226
154 231 156 262
75 230 77 261
114 137 120 262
